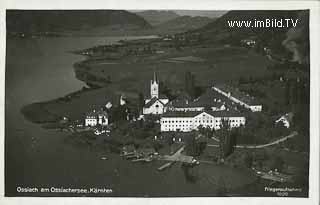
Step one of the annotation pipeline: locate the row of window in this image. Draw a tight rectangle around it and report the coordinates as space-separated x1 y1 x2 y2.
162 127 192 131
161 118 245 124
86 119 97 122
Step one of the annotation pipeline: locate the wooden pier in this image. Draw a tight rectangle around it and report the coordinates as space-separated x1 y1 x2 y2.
157 162 175 171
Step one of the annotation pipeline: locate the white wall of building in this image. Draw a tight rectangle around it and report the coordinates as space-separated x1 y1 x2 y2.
168 104 226 112
275 117 290 128
160 112 246 132
143 100 165 115
249 105 262 112
85 115 108 127
160 98 169 105
85 117 97 127
98 115 108 126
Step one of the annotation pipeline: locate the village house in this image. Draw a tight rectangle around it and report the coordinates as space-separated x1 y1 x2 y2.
275 112 294 128
160 110 245 132
241 39 256 47
143 72 169 115
85 109 108 127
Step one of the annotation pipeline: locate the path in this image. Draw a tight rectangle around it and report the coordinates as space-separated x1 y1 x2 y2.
159 145 196 164
207 131 298 149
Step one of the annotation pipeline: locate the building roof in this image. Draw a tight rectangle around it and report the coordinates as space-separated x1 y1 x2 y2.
86 109 108 118
168 88 227 108
162 111 202 118
206 110 244 117
276 112 294 122
190 89 225 107
145 94 168 100
144 97 165 108
162 110 244 118
214 84 260 105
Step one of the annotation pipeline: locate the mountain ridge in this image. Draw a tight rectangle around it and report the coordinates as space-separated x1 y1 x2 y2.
134 10 180 26
155 15 214 32
6 10 152 35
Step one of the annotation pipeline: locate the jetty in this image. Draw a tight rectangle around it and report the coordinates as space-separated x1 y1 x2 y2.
254 169 293 183
158 162 175 171
132 157 153 163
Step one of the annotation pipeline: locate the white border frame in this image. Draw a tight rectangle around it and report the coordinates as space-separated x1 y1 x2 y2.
0 0 319 205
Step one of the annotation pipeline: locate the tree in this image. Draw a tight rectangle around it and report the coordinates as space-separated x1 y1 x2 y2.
138 92 144 113
217 119 237 159
243 152 253 168
159 81 174 100
152 141 163 152
184 71 196 99
185 135 199 156
197 125 205 135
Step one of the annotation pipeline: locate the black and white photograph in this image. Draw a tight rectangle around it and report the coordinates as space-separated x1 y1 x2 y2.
1 0 319 203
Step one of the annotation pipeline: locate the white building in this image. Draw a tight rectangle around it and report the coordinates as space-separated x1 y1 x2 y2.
213 85 262 112
85 109 108 127
275 112 294 128
160 110 245 132
143 72 169 115
120 95 126 106
241 39 256 47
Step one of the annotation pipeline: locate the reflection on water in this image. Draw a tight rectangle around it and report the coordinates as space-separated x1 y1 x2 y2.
181 163 198 183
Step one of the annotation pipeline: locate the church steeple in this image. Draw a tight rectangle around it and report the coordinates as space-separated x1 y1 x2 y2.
153 71 157 83
150 71 159 98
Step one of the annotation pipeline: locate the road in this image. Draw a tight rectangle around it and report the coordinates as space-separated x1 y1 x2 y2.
207 131 298 149
158 145 196 164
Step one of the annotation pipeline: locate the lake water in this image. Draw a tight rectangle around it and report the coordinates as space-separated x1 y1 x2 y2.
5 36 254 197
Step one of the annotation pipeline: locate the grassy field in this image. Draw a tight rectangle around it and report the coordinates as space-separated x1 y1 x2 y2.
75 45 271 96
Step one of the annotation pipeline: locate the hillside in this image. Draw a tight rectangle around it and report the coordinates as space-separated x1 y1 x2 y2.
6 10 152 36
183 10 307 60
282 10 309 64
134 10 179 26
154 16 214 34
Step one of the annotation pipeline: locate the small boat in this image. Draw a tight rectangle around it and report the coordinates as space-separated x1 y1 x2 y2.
100 156 108 160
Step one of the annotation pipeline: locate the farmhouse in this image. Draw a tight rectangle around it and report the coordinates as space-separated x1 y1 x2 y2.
160 110 245 132
143 72 169 115
85 109 108 127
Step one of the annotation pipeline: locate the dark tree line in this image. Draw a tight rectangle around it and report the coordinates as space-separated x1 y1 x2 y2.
185 135 207 157
184 71 205 100
217 119 237 161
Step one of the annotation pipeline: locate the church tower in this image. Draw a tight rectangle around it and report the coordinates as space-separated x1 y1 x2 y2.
150 72 159 98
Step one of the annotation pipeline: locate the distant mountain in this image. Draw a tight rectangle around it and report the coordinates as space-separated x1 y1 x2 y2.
134 10 179 26
6 10 151 36
173 10 228 18
155 15 214 33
